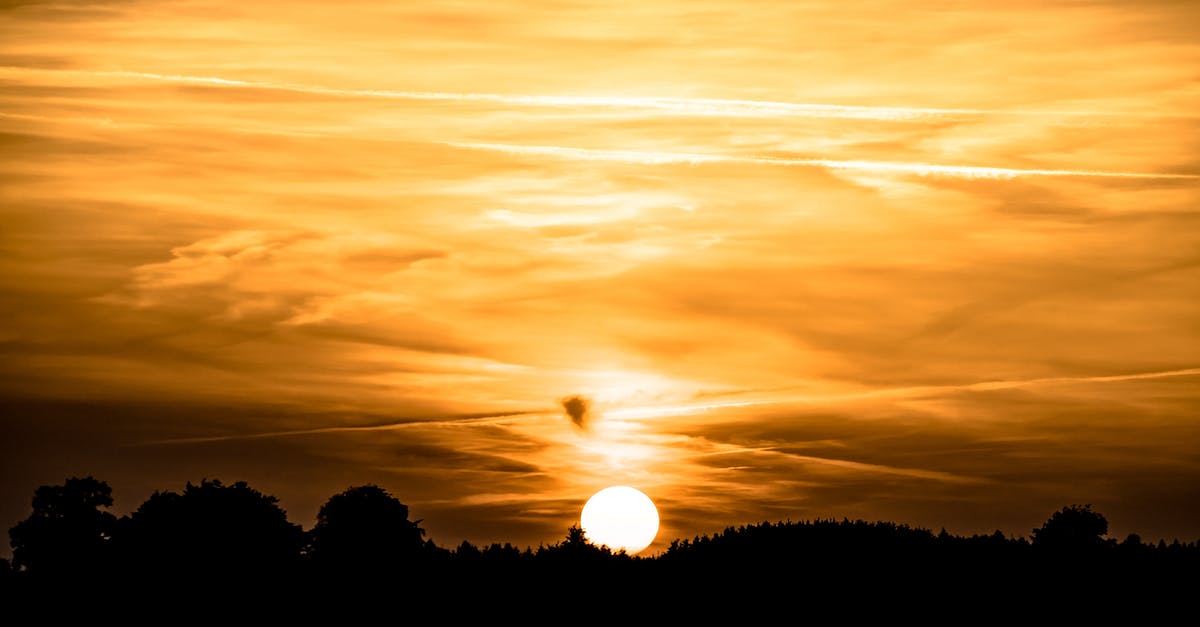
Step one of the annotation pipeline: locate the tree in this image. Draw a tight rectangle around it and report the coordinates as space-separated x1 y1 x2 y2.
1031 504 1109 551
306 485 426 576
560 523 604 555
117 479 302 580
8 476 116 576
536 524 619 564
455 540 482 561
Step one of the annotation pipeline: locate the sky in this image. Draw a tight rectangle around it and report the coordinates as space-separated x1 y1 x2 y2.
2 0 1198 555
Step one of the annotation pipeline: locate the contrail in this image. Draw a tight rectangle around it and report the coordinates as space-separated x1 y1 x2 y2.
774 366 1200 402
781 366 1200 405
2 65 1186 121
948 366 1200 391
449 141 1200 180
690 442 980 483
610 367 1200 420
770 450 981 483
134 410 541 446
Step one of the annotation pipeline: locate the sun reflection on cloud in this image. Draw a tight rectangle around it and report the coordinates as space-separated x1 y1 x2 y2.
572 369 689 407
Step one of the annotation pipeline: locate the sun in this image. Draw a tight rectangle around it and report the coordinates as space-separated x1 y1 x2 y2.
580 486 660 554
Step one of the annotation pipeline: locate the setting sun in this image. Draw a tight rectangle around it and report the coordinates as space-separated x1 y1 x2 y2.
580 486 660 554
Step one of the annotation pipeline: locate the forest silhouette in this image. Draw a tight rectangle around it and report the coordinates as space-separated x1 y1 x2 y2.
3 476 1197 616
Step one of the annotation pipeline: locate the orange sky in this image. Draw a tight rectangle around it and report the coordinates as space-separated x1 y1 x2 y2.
2 0 1199 554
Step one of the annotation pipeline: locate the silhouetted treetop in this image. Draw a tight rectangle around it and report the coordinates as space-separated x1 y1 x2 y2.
5 474 1199 609
1032 504 1109 551
306 484 426 575
117 478 302 579
8 476 116 577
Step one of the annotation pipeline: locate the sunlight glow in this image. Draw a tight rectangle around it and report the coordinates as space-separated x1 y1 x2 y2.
580 486 660 554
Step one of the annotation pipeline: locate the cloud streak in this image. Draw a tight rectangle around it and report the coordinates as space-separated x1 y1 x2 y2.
449 142 1200 181
588 367 1200 422
4 66 1190 122
135 411 542 446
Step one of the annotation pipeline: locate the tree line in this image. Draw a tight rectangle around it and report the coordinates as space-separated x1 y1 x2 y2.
2 475 1198 608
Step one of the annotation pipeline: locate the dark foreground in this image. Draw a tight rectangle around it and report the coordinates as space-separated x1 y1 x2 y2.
3 477 1197 619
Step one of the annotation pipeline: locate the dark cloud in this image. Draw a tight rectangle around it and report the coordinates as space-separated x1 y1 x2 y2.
559 395 591 430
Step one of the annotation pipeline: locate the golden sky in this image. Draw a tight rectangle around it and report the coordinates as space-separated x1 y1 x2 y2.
2 0 1199 553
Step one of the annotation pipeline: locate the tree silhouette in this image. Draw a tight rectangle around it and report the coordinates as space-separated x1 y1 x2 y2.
4 472 1198 613
455 539 482 561
306 484 426 577
8 476 116 577
536 524 625 565
1031 504 1109 551
116 479 302 581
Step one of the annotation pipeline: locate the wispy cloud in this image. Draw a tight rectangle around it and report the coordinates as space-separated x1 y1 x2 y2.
134 410 541 446
597 368 1200 422
5 66 1189 121
803 367 1200 402
767 450 982 484
449 141 1200 180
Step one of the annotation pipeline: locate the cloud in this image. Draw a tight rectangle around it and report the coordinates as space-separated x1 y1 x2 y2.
448 141 1200 180
560 395 592 430
11 66 1168 122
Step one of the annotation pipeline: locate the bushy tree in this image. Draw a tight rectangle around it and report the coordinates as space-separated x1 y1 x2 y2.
306 484 426 575
1032 504 1109 551
8 476 116 576
118 479 302 579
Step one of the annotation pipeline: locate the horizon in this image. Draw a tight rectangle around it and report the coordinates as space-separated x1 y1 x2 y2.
9 473 1200 562
2 0 1198 558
